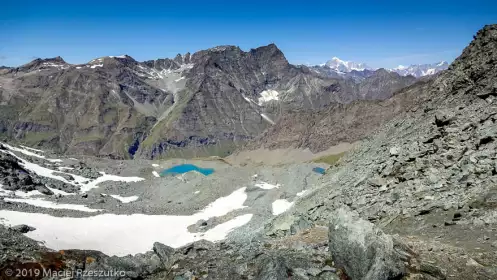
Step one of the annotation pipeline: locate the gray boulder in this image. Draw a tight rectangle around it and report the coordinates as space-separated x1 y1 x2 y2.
256 255 290 280
11 224 36 233
153 242 175 267
328 208 412 280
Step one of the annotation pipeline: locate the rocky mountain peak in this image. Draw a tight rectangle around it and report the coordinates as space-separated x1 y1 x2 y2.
373 68 390 75
244 43 289 70
171 52 192 65
109 54 138 66
450 24 497 72
49 56 66 63
184 52 191 63
187 43 289 73
434 24 497 97
253 43 280 52
18 56 69 72
173 53 183 64
83 55 139 70
204 45 241 53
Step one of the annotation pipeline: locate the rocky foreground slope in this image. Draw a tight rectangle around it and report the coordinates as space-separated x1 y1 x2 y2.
1 25 496 280
266 24 497 278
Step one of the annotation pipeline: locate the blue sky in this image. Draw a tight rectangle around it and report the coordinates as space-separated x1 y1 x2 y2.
2 0 496 68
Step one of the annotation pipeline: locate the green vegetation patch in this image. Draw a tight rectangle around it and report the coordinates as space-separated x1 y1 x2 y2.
22 132 58 145
72 135 105 143
0 106 18 120
312 152 346 165
141 89 193 148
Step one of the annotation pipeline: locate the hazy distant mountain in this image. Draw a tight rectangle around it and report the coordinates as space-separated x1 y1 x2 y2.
310 57 449 79
390 61 449 78
323 57 373 73
309 57 375 81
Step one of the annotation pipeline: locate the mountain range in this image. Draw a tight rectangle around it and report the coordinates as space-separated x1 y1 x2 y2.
310 57 449 78
0 45 419 160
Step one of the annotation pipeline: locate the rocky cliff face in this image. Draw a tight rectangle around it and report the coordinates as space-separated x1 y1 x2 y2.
135 44 345 159
0 45 415 159
0 55 163 159
246 77 431 153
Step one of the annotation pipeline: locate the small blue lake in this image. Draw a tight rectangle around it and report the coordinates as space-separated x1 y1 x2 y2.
312 167 326 175
160 164 215 176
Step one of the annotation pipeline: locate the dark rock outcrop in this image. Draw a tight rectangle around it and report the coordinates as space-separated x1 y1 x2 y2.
10 224 36 233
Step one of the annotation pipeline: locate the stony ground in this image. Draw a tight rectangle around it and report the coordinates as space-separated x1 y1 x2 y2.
0 145 325 218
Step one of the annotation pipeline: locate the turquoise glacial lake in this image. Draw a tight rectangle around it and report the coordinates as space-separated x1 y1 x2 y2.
160 164 215 176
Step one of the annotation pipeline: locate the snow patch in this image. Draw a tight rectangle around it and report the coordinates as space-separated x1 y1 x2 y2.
0 186 44 198
41 63 67 69
3 198 101 212
79 172 145 192
242 95 257 105
109 195 139 203
0 187 251 256
46 187 75 196
152 171 160 178
296 190 308 197
1 142 61 163
58 167 74 171
260 113 275 125
1 149 84 186
0 145 144 193
20 145 44 153
255 182 280 190
258 90 279 105
272 199 294 215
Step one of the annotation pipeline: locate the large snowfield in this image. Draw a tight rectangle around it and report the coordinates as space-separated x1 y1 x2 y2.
0 143 299 256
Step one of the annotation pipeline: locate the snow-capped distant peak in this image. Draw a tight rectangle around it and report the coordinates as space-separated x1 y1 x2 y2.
389 61 449 78
109 55 128 59
309 58 449 79
437 61 447 67
323 57 372 73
